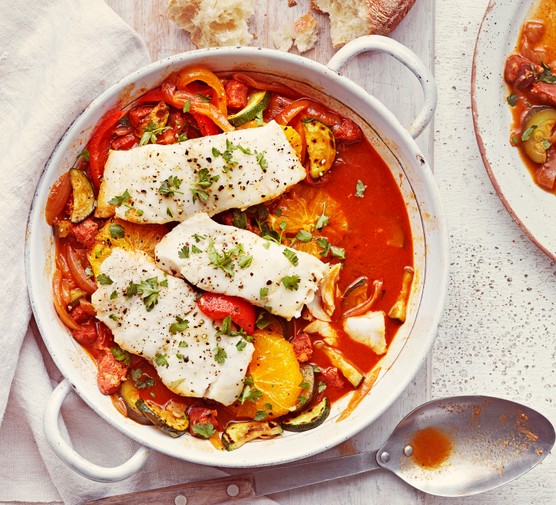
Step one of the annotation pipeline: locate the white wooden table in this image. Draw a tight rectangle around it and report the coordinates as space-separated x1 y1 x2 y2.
103 0 556 503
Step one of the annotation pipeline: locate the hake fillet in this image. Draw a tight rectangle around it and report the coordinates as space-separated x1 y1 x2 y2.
96 121 305 224
91 248 254 405
155 213 327 319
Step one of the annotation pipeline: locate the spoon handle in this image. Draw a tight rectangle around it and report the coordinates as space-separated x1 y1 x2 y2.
83 451 381 504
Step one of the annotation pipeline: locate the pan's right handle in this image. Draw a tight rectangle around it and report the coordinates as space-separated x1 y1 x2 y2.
327 35 437 139
44 379 150 482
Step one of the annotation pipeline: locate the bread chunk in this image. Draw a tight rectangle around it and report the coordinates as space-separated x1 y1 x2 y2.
167 0 254 48
311 0 416 47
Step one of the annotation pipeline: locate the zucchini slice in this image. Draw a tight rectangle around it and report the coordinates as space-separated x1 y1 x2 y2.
302 118 336 179
222 421 282 451
136 398 189 438
314 341 364 388
282 397 330 432
69 169 95 223
293 363 316 413
119 379 151 425
227 91 270 127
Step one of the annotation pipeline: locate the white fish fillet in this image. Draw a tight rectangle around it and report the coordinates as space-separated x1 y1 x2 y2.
91 248 254 405
155 213 327 319
96 121 305 224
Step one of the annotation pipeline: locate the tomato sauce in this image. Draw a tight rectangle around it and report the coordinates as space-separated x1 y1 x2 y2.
47 66 414 441
410 426 452 469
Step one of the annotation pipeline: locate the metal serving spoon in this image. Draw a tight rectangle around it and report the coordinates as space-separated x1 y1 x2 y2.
86 395 554 504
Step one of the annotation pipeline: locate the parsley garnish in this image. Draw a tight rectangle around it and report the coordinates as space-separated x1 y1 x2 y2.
109 223 125 239
522 125 537 141
355 180 367 197
154 353 169 367
196 93 212 103
190 168 219 203
109 314 119 322
282 248 299 266
139 121 170 146
96 274 113 285
259 287 269 300
317 381 327 393
238 254 253 268
297 395 307 406
331 245 346 259
169 316 189 334
232 210 248 229
131 369 156 389
183 100 191 113
78 149 90 162
191 244 202 254
126 277 165 311
111 346 130 366
213 345 227 364
254 410 268 421
507 94 518 107
317 237 331 256
178 245 190 259
220 316 232 335
315 203 329 229
236 340 247 351
207 241 237 277
255 150 268 172
192 422 216 439
256 311 272 329
539 62 556 84
542 138 552 150
177 133 188 142
282 275 300 290
239 384 263 404
295 230 312 242
159 175 183 197
108 190 131 207
110 290 118 300
178 340 188 348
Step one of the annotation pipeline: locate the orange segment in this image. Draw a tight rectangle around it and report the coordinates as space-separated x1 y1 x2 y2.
268 185 347 239
87 218 167 276
235 329 303 419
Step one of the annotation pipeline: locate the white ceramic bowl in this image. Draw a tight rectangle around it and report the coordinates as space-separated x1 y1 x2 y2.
26 36 449 482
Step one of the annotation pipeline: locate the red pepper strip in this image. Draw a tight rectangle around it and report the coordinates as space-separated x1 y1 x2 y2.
197 293 256 334
66 245 97 295
176 66 228 115
53 270 81 331
273 99 312 126
193 113 220 136
190 102 234 132
231 73 300 99
134 88 165 105
88 109 124 190
341 279 384 319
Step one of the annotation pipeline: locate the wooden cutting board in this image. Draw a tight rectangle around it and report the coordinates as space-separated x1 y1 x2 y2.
105 1 434 503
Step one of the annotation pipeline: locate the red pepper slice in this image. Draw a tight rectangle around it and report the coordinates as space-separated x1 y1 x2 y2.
88 109 124 190
135 88 165 105
193 113 220 136
197 293 256 334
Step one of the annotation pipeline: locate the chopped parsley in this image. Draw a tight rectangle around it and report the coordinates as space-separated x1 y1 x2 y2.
178 245 190 259
154 353 169 367
196 93 212 103
96 273 113 285
295 230 313 243
213 345 227 364
183 100 191 113
238 254 253 268
330 245 346 259
259 287 269 300
125 277 166 311
522 125 537 142
159 175 183 197
169 316 189 334
109 314 119 322
191 244 202 254
255 150 268 171
539 62 556 84
178 340 189 348
507 94 518 107
236 340 248 351
282 248 299 266
108 190 131 207
297 395 307 406
109 223 125 239
256 311 272 329
177 133 188 143
315 203 329 229
282 275 300 291
317 381 327 393
111 346 130 366
232 210 248 229
110 290 118 300
317 237 331 256
139 121 170 146
131 369 156 389
355 179 367 197
192 422 216 439
78 149 90 162
542 138 552 150
206 241 247 278
239 384 263 404
169 378 185 389
254 410 268 421
190 168 219 203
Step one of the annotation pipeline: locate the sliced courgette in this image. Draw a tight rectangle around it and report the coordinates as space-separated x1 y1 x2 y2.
119 379 151 425
227 91 270 127
69 168 95 223
314 341 364 388
292 363 316 413
302 118 336 179
222 421 282 451
282 397 330 432
136 398 189 438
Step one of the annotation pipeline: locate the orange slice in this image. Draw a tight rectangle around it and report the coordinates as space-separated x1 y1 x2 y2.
235 329 303 419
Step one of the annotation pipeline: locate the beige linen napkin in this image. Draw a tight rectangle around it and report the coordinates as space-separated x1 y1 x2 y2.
0 1 276 503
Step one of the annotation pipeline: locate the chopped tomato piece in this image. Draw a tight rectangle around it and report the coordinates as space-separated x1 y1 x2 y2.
188 406 219 438
225 80 249 109
291 332 313 362
197 293 256 333
71 321 97 345
97 351 128 395
111 133 136 150
193 113 220 136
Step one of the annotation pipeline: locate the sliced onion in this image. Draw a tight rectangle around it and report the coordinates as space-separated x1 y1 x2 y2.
66 246 97 294
341 279 384 319
45 172 71 225
52 270 81 331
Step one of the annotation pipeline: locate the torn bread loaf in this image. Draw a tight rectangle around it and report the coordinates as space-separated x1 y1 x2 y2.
167 0 254 48
311 0 416 47
273 12 318 54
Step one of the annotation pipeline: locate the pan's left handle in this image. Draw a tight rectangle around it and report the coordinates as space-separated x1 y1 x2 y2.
44 379 150 482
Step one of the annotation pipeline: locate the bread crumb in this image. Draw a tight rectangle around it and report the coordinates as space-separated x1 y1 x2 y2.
167 0 255 48
273 12 318 54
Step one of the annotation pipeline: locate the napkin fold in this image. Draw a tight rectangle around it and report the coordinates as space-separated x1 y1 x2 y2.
0 1 276 503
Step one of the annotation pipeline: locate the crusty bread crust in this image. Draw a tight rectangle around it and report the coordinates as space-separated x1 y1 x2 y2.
311 0 415 46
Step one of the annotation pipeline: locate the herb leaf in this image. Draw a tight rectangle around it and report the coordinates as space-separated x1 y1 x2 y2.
507 94 518 107
111 346 131 366
282 275 300 290
192 422 216 439
170 316 189 334
213 345 227 364
355 180 367 197
159 175 183 197
97 273 113 285
282 248 299 266
108 190 131 207
522 125 538 141
109 223 125 239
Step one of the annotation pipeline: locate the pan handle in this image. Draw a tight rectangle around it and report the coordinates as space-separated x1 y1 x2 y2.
44 379 150 482
326 35 437 139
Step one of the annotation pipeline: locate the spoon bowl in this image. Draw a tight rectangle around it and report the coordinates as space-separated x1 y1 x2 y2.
378 395 555 496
